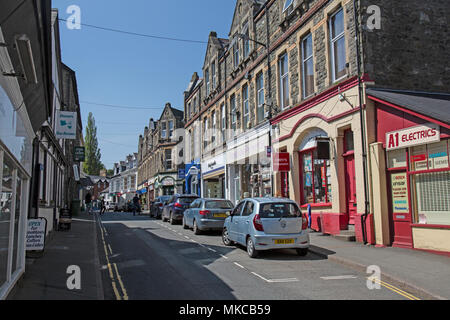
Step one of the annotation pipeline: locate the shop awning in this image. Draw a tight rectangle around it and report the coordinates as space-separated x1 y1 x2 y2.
367 88 450 128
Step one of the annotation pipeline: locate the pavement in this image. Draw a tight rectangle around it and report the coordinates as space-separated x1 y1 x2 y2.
7 210 104 300
5 211 450 300
308 232 450 300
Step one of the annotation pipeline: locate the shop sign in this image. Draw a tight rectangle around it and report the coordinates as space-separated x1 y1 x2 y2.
178 169 185 179
386 123 440 151
428 141 449 169
73 146 85 162
189 167 199 176
161 177 174 186
55 111 77 140
273 153 290 172
26 218 47 251
391 172 409 214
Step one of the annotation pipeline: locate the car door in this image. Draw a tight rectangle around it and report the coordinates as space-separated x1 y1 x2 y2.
229 201 246 243
187 199 201 226
237 201 255 244
164 196 175 219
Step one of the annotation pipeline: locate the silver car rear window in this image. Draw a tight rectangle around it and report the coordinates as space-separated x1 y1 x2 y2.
259 203 301 218
205 200 234 209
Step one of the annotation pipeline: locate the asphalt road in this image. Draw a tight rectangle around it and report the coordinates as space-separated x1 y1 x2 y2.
95 211 418 301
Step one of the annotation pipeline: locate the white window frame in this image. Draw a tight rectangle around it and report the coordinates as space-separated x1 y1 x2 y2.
221 103 226 141
329 8 347 83
242 23 250 59
231 95 236 130
233 37 240 68
168 120 174 139
283 0 294 15
279 53 290 110
211 62 216 89
301 33 314 98
205 68 210 96
161 121 167 139
211 111 216 145
242 85 249 128
256 72 265 123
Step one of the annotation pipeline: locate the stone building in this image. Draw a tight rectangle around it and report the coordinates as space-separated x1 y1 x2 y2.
181 0 450 254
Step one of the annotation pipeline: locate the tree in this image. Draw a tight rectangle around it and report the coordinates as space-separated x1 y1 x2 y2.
83 112 104 175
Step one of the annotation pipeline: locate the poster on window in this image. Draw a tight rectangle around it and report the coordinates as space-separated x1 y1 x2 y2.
428 141 449 169
305 172 312 187
391 172 409 214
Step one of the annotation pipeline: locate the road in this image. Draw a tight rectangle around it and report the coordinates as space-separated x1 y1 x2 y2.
95 211 421 300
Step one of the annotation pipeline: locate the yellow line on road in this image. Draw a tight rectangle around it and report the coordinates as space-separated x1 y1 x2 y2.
113 263 129 300
369 277 420 300
111 281 122 300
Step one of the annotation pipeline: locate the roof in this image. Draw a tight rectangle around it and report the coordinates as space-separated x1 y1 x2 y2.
249 197 297 203
367 88 450 125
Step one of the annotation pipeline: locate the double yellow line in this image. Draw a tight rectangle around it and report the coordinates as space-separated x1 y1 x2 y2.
368 277 420 300
97 214 129 300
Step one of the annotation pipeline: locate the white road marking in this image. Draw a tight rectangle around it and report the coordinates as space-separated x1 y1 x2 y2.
219 254 228 260
251 272 299 283
207 247 217 253
321 275 358 280
234 263 245 269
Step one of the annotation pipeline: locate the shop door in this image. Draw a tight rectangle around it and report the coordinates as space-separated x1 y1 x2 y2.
344 154 357 224
389 171 413 248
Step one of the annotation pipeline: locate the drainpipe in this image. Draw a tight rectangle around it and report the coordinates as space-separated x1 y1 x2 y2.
353 0 369 244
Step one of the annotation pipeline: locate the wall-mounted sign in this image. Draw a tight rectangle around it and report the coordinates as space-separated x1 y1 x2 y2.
26 218 47 251
386 123 440 151
55 111 77 140
273 153 290 172
178 169 185 180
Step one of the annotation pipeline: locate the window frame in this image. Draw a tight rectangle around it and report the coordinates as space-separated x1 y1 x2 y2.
278 53 290 110
301 32 315 99
329 8 347 83
256 72 265 123
299 148 331 206
242 84 249 128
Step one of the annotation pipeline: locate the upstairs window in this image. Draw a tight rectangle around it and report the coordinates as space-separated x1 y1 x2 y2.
168 120 174 139
329 8 347 82
242 85 249 129
279 53 290 110
301 33 314 98
211 111 216 145
231 95 236 131
205 68 210 96
221 103 226 141
256 72 265 123
243 23 250 58
283 0 294 15
211 62 216 89
161 122 167 139
233 37 240 68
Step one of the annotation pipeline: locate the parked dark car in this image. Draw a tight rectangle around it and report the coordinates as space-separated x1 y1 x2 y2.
150 195 171 219
162 194 200 225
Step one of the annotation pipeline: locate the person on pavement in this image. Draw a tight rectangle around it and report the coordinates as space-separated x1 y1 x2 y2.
132 194 140 216
85 193 92 214
100 198 106 215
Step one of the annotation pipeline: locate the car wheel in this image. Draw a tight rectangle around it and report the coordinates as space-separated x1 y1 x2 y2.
162 214 167 222
296 248 308 256
246 237 259 258
222 228 233 246
182 217 188 229
193 220 201 235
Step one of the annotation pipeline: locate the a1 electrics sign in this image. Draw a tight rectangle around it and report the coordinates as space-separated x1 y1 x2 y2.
386 123 440 151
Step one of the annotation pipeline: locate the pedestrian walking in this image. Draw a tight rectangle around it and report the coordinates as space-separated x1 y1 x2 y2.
132 194 140 216
85 193 92 214
100 198 106 215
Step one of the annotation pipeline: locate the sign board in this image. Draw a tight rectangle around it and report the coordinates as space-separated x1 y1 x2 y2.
73 146 85 162
55 111 77 140
73 164 80 181
386 123 440 151
390 172 409 214
266 146 272 157
188 167 199 176
273 153 291 172
178 169 185 180
26 218 47 251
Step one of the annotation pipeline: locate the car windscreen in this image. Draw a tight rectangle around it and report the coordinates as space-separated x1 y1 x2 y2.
178 197 198 204
159 196 171 202
205 200 234 209
259 203 301 219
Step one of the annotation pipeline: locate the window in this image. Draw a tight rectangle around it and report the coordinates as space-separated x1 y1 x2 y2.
168 120 174 139
211 62 216 89
256 72 265 123
259 203 301 218
329 8 347 82
233 37 240 68
210 111 216 145
203 117 209 149
161 122 167 139
205 200 234 209
301 33 314 98
221 103 226 141
242 201 254 216
283 0 294 15
205 68 210 96
279 53 290 109
187 103 191 117
243 23 250 58
243 85 249 128
165 149 172 170
193 97 197 113
233 201 246 216
301 150 331 205
231 95 236 131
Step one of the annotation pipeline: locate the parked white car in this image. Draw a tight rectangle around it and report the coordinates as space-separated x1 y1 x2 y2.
222 198 309 258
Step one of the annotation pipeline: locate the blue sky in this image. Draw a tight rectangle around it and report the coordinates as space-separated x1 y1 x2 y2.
54 0 236 169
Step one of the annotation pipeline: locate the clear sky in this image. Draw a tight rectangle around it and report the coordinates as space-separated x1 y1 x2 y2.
54 0 236 170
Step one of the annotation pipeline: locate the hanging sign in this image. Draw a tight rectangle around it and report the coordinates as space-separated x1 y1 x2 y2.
386 123 440 151
273 153 290 172
55 111 77 140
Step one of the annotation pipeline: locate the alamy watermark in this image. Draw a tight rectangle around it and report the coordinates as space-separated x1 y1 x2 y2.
366 265 382 290
66 265 81 290
66 5 81 30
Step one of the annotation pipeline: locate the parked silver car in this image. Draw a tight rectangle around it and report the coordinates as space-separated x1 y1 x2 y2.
222 198 309 258
182 198 234 234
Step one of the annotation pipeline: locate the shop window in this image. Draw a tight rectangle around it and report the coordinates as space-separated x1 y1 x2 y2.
300 150 331 205
1 156 12 287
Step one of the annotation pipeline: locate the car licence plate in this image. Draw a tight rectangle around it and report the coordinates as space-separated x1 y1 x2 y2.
274 239 295 245
214 213 228 218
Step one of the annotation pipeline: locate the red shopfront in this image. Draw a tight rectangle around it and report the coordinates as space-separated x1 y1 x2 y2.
373 97 450 253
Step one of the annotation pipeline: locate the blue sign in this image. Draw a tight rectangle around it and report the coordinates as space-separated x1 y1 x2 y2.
178 169 186 179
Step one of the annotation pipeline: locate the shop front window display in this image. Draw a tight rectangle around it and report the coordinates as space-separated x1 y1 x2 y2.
301 150 331 205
